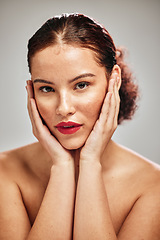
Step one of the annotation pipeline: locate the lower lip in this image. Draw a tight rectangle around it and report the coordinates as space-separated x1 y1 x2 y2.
56 126 82 135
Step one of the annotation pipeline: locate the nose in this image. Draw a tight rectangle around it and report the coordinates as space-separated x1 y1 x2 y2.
56 91 76 117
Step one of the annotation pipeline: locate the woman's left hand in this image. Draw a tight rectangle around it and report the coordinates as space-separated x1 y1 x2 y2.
80 77 120 162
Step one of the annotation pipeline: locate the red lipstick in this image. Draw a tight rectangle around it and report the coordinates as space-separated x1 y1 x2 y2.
56 121 82 135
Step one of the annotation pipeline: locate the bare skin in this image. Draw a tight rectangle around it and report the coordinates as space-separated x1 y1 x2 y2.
1 141 160 239
0 45 160 240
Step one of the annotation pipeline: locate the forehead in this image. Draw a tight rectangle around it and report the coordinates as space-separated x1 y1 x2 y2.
31 44 99 66
31 44 104 78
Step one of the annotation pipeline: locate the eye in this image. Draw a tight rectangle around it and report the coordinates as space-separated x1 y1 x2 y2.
39 86 55 93
75 82 89 90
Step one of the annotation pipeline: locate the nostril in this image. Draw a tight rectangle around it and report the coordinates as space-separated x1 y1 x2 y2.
56 93 76 116
56 101 75 116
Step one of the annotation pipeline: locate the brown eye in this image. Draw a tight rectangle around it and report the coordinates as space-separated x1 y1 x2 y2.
39 86 55 93
75 82 89 90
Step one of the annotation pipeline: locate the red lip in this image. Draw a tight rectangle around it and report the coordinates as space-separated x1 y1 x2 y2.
55 121 82 135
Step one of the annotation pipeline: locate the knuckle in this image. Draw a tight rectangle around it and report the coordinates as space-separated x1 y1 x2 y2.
107 123 113 132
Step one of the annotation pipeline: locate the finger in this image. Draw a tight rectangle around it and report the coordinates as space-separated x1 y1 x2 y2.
113 79 120 125
98 91 112 127
26 84 32 119
26 80 39 128
26 84 41 137
26 80 34 99
29 98 44 134
109 78 120 129
26 80 33 115
96 78 115 128
108 78 115 93
106 79 117 128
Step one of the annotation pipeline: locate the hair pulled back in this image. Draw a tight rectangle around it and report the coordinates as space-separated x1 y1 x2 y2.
27 13 139 124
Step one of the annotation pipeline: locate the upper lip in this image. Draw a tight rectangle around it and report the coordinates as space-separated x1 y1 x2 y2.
56 121 82 128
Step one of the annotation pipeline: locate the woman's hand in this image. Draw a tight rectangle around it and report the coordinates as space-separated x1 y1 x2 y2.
80 77 120 162
26 80 74 166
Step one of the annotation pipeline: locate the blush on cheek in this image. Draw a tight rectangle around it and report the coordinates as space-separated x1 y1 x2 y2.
35 99 54 124
91 100 103 119
81 94 105 121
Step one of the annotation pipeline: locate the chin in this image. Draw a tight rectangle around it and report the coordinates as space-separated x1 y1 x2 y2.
59 138 86 150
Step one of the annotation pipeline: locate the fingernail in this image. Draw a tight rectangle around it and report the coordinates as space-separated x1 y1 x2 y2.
26 80 32 85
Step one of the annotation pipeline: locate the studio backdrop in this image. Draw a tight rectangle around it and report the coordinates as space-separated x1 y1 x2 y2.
0 0 159 163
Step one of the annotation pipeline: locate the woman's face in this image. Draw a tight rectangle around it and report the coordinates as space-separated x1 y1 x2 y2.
31 44 108 149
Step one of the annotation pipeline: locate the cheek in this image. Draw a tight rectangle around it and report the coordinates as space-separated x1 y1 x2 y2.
35 97 55 123
79 91 106 121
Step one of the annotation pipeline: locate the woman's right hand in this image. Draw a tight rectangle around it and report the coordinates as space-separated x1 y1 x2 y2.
26 80 74 166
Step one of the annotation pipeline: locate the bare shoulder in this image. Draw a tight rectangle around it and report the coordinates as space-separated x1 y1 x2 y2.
0 146 33 239
0 143 37 177
112 144 160 239
103 141 160 196
0 143 51 227
0 146 24 199
111 141 160 191
120 143 160 175
0 142 52 190
0 142 49 185
102 141 160 236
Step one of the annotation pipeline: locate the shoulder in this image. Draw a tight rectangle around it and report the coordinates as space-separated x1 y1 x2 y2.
0 142 40 182
103 141 160 194
116 149 160 238
0 148 31 238
0 142 52 188
0 148 24 209
114 142 160 191
0 149 19 180
119 143 160 176
115 145 160 238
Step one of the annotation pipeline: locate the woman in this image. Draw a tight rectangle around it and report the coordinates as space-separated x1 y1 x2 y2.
0 13 160 240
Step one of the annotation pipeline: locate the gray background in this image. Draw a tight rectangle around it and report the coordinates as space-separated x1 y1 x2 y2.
0 0 160 163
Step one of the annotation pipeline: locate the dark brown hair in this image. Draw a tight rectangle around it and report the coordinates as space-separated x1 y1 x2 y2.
27 13 139 124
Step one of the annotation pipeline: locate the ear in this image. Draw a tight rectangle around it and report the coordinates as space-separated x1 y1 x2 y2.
110 64 121 90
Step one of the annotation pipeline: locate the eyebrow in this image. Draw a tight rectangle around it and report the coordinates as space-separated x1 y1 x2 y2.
33 73 96 85
33 79 54 85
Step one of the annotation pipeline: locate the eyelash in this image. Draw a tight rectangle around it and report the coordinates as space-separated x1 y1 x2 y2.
39 81 90 93
75 81 90 90
39 86 55 93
